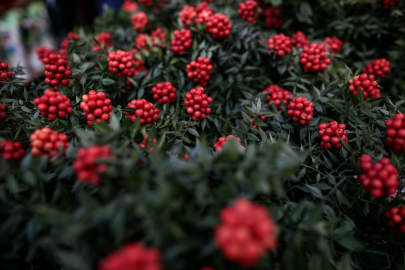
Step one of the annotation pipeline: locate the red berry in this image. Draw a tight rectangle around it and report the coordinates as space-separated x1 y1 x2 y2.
238 0 262 23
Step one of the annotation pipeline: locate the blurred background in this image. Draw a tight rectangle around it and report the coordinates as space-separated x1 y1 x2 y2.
0 0 124 83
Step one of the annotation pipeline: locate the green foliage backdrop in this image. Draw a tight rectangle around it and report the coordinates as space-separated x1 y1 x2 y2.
1 0 405 269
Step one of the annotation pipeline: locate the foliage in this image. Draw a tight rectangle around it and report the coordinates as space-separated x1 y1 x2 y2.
1 0 405 269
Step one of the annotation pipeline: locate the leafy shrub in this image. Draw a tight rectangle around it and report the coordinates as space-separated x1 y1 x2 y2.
1 0 405 269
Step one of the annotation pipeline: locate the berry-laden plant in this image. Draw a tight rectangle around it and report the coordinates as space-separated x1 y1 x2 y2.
238 0 262 23
262 85 292 110
73 145 115 185
362 58 391 79
0 140 26 162
291 31 309 48
36 47 57 61
33 89 73 120
385 207 405 235
287 97 314 124
80 90 113 125
358 154 399 198
299 43 331 73
213 135 246 152
151 82 177 104
186 57 213 86
98 243 162 270
385 113 405 153
29 127 70 157
125 99 160 123
267 33 292 57
215 198 277 267
318 121 348 149
171 29 193 55
264 7 283 28
184 86 213 121
42 54 71 86
2 1 405 270
348 73 380 100
324 36 343 55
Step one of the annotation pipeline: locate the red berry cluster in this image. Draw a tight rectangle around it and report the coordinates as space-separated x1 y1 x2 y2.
385 207 405 235
291 31 309 48
299 43 331 73
140 134 157 153
238 0 262 23
59 32 79 57
244 116 267 129
0 104 6 123
171 29 193 55
131 12 148 31
151 27 166 45
378 0 401 9
0 61 13 82
29 127 70 157
43 54 71 86
262 85 292 110
287 97 314 124
179 5 197 26
362 58 391 79
204 13 232 39
385 113 405 153
80 90 113 126
34 89 73 120
152 82 177 104
324 36 343 55
195 3 213 25
318 121 348 149
36 47 57 62
125 99 159 124
98 243 162 270
93 32 113 52
0 140 26 162
73 145 115 185
215 198 278 267
267 33 292 57
186 56 213 86
184 86 213 121
135 34 152 50
122 0 138 13
108 50 141 77
358 154 399 198
213 135 246 152
264 7 283 29
348 73 380 100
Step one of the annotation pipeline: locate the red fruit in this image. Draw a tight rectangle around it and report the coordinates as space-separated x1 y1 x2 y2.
108 50 147 77
184 86 213 121
73 145 114 186
238 0 262 23
81 91 113 125
131 11 148 31
98 243 161 270
186 57 213 86
318 121 349 149
358 154 399 198
93 32 113 52
179 5 197 25
291 31 309 48
267 34 292 57
121 0 138 13
201 13 232 40
287 97 313 124
151 82 177 104
0 140 26 163
385 113 405 153
59 32 79 57
348 73 380 100
362 58 391 79
34 89 72 120
171 29 193 55
213 135 245 152
377 0 400 9
215 198 277 267
43 54 70 85
324 37 343 55
263 85 291 110
125 99 159 124
30 127 69 158
264 7 283 28
36 47 57 63
299 43 331 73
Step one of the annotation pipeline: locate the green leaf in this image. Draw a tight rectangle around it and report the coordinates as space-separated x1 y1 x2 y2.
102 78 116 85
336 190 352 208
188 128 200 137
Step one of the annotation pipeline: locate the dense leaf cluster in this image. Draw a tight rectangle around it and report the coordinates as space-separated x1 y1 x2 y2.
1 0 405 269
